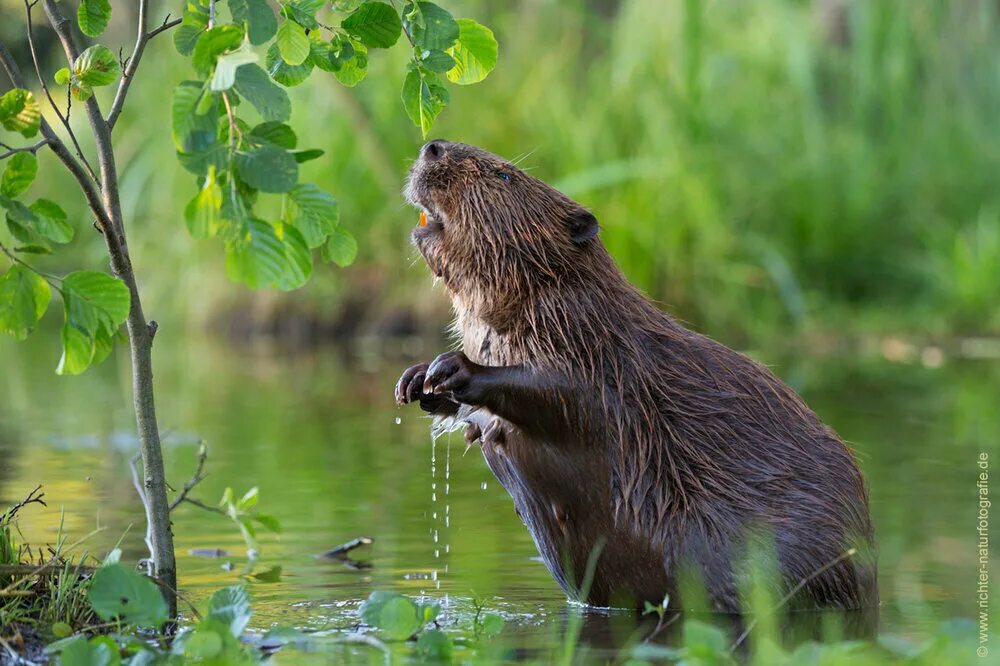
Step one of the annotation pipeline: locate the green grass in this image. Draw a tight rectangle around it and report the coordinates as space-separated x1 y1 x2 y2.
5 0 998 344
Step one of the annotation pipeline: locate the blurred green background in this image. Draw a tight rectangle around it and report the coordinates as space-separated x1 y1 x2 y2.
2 0 998 349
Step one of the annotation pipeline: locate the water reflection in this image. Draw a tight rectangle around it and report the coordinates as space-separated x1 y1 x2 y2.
0 331 996 657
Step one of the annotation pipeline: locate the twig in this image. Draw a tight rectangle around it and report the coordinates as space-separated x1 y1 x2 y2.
0 484 45 523
0 139 48 160
317 537 374 559
169 443 208 511
108 2 182 130
729 548 859 652
178 497 227 517
149 576 203 621
129 453 155 575
23 0 99 183
0 241 65 291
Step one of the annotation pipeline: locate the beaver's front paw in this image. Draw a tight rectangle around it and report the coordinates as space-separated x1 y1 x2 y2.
395 362 430 406
423 351 485 405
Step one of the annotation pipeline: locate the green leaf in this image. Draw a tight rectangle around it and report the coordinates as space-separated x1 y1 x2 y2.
401 68 448 138
184 167 223 238
416 629 453 660
0 89 41 138
378 596 421 640
446 19 498 85
54 67 71 85
225 218 287 288
77 0 112 37
0 265 50 341
251 564 283 582
251 513 282 532
57 272 130 376
292 148 324 163
479 612 505 636
275 223 312 290
342 2 402 49
276 19 310 66
249 121 297 149
231 0 278 45
73 45 120 87
282 2 319 30
266 42 314 87
87 563 167 627
1 152 37 198
211 40 260 91
29 199 73 244
420 49 455 73
322 227 357 267
54 635 121 666
334 41 368 87
207 585 252 637
174 24 204 56
234 64 291 122
235 145 298 193
171 81 218 152
192 25 245 75
285 183 338 248
404 2 459 51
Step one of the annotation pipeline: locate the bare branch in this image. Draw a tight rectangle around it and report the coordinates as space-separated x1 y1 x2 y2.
23 0 98 183
169 443 209 511
108 3 182 130
0 484 46 524
0 138 49 160
0 41 114 236
178 497 227 517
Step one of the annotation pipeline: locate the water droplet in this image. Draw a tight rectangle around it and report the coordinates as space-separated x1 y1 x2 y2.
481 482 488 490
394 416 401 425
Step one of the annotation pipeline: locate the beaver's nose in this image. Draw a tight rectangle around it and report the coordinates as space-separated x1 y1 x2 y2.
422 140 447 161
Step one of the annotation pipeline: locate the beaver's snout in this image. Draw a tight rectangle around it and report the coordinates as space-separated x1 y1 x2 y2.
421 140 448 161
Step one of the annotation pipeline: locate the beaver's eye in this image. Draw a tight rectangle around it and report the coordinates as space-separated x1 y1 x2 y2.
497 171 511 182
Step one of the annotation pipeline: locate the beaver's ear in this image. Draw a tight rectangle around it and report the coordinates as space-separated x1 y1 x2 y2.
566 209 599 244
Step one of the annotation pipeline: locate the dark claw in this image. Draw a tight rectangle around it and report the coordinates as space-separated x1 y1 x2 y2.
396 362 430 405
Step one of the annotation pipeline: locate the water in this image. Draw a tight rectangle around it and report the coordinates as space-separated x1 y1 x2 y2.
0 331 997 660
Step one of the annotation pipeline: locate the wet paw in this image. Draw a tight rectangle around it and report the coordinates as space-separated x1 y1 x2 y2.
423 351 484 404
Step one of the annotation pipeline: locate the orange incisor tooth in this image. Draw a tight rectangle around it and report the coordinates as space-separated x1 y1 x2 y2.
419 210 428 227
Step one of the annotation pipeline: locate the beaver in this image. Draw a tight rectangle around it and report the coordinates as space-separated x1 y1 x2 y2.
395 140 877 613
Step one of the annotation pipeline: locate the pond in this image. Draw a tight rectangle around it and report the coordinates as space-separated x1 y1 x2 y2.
0 330 996 661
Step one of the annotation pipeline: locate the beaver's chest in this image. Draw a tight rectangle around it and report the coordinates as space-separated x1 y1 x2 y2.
463 408 670 607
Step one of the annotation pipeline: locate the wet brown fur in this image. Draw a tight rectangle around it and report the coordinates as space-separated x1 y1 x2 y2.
403 141 877 612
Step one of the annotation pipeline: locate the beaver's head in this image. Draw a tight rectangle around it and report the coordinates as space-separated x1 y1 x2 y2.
405 141 600 304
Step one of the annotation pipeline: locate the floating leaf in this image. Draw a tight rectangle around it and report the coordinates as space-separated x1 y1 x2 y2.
0 153 38 198
446 19 498 85
404 2 459 51
77 0 112 37
342 1 402 49
276 19 310 66
0 89 41 138
87 563 167 627
416 629 453 660
73 45 120 87
235 145 298 193
378 596 421 640
233 64 291 122
0 265 50 341
322 226 357 267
